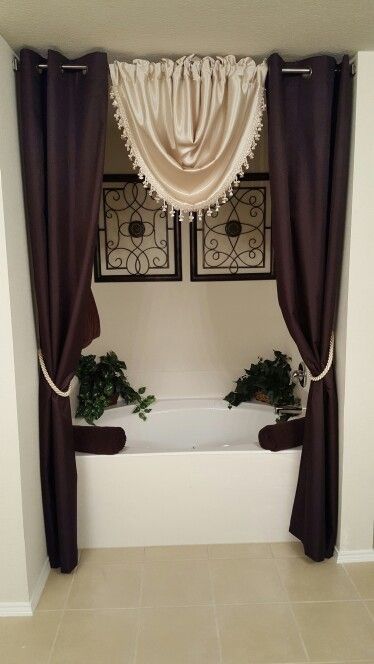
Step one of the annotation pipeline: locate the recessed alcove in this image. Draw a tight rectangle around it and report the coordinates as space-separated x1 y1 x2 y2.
88 108 303 401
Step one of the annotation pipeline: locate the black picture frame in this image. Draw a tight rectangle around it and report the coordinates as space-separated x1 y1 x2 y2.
190 173 274 282
94 174 182 282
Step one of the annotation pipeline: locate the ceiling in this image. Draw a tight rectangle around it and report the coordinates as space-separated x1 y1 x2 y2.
1 0 374 62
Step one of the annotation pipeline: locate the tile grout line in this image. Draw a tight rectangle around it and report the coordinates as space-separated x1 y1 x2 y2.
39 597 369 612
339 561 364 599
364 600 374 626
46 565 77 664
75 549 305 565
132 559 145 664
342 562 374 625
272 557 311 663
42 551 373 664
268 661 374 664
207 559 223 664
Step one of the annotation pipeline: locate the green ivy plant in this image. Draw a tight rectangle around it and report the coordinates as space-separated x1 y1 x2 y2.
225 350 300 418
75 351 155 425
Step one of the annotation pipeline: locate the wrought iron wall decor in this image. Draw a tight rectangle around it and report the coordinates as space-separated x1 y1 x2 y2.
95 174 182 282
190 173 274 281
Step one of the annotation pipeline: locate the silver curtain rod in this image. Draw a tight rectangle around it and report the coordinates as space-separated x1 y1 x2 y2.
37 64 88 74
37 65 355 76
38 64 310 76
13 59 355 77
282 67 313 76
282 64 355 77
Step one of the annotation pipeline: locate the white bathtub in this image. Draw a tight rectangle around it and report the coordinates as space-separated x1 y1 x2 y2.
87 398 283 453
76 398 302 548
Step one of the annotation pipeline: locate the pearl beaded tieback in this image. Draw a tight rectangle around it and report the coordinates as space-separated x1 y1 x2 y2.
308 333 335 382
38 349 73 397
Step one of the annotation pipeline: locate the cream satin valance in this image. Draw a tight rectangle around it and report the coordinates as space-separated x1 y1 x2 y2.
110 55 267 221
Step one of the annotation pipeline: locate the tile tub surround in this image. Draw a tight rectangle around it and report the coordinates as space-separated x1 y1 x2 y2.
1 545 373 663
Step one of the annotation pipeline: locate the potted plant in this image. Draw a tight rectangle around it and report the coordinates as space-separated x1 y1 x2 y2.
75 351 155 425
225 350 300 419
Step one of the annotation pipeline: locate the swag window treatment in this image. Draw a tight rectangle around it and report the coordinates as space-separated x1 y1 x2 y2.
17 49 108 572
109 55 268 220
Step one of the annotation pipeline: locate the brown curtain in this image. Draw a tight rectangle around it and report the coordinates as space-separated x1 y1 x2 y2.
17 49 108 572
266 54 352 561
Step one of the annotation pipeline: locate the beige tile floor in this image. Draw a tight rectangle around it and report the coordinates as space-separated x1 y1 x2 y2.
0 543 373 663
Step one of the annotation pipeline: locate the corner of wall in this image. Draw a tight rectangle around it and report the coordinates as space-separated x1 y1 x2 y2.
336 51 374 554
0 33 47 610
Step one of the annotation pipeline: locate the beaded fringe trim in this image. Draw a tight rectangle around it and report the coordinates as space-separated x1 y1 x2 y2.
110 84 266 222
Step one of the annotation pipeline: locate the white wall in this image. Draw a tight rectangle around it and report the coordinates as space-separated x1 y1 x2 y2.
0 176 29 605
0 35 46 610
89 111 301 399
336 51 374 558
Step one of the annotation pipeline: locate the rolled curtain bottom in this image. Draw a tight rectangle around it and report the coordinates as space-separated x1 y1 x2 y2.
258 417 305 452
73 425 126 455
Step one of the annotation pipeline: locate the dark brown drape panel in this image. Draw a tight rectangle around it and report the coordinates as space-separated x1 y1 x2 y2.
266 54 352 561
17 49 108 572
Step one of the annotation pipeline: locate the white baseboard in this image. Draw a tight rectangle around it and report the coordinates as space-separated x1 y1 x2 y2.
30 557 50 612
0 601 33 617
0 557 50 617
336 547 374 563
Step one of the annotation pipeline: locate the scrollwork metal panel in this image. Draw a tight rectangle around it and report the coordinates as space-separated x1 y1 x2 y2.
95 174 182 282
190 174 273 281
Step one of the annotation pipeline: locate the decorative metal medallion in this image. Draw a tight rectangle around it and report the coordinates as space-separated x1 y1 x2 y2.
95 174 182 281
190 174 273 281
